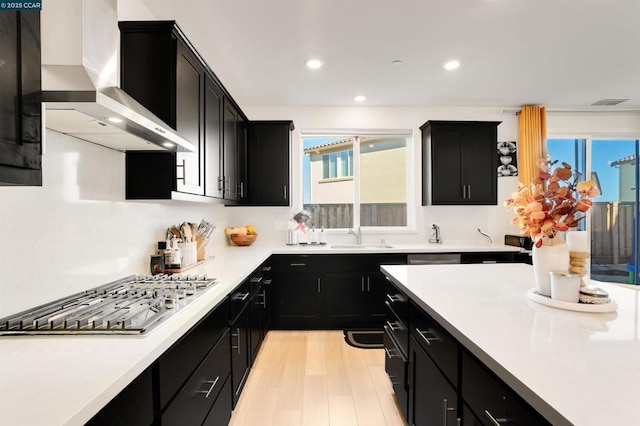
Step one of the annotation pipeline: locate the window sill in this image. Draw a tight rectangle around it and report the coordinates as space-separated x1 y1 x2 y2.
319 177 354 184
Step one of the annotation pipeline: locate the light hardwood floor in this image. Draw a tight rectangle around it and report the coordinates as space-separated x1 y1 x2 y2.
228 331 407 426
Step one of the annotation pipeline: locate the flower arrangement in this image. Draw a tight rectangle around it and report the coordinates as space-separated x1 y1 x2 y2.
504 158 600 248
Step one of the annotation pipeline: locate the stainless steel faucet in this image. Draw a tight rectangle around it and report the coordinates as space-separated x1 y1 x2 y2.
429 224 442 244
348 227 362 245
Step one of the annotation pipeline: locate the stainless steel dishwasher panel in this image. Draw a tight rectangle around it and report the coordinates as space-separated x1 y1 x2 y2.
407 253 461 265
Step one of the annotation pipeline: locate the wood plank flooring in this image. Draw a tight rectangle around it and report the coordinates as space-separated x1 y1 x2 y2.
229 331 407 426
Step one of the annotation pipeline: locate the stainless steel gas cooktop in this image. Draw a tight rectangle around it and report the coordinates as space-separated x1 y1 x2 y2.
0 274 217 336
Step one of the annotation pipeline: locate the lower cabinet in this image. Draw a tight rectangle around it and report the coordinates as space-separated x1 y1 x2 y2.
229 280 251 408
409 335 460 426
202 375 233 426
86 367 153 426
461 350 551 426
161 329 231 425
383 325 408 421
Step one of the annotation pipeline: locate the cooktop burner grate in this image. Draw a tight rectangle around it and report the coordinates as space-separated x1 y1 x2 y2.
0 274 217 335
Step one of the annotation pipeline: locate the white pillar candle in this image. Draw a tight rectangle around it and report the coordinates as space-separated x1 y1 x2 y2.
566 230 589 252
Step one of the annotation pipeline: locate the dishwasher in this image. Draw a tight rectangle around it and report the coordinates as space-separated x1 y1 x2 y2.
407 253 461 265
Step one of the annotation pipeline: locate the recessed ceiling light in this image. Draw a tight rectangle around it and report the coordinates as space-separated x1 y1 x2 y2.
306 58 323 69
444 60 460 71
162 142 175 148
354 95 366 102
107 117 123 123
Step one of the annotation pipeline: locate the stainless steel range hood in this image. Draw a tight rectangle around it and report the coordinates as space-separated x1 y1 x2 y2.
41 0 194 153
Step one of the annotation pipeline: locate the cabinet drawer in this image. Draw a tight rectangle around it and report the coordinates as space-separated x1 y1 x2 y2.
383 325 408 420
229 279 250 321
384 302 409 359
202 374 233 426
410 302 459 388
461 252 516 264
158 299 229 409
162 330 231 425
461 350 550 426
384 279 409 327
271 254 327 272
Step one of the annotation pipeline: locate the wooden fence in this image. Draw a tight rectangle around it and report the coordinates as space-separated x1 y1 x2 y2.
303 203 407 228
591 202 637 265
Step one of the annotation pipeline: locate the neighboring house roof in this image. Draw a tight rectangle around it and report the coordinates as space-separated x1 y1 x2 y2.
611 154 637 167
304 138 354 154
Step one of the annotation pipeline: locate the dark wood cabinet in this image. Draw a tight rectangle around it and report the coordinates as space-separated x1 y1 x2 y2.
161 330 231 425
204 78 224 198
120 21 247 202
409 335 460 426
86 367 153 426
421 121 500 205
461 251 517 264
247 121 293 206
229 280 251 407
0 11 42 186
461 350 550 426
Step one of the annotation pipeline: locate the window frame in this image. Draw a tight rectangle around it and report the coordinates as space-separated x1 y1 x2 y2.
301 129 415 232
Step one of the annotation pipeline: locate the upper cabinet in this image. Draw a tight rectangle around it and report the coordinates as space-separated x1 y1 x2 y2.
247 121 293 206
421 120 500 205
0 11 42 186
120 21 247 202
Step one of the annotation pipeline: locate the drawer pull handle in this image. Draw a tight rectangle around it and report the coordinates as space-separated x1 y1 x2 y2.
416 328 440 345
263 279 273 286
231 327 241 354
262 265 272 272
290 263 306 267
260 290 267 308
484 410 510 425
251 277 263 283
442 398 457 426
387 374 401 386
197 376 220 399
235 292 249 301
384 346 398 359
386 294 400 303
386 320 401 331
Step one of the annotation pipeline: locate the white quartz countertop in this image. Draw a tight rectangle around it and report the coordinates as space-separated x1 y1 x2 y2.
272 242 520 254
380 263 640 426
0 241 519 426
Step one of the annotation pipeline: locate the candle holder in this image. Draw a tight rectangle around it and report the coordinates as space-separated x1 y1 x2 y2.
569 251 590 287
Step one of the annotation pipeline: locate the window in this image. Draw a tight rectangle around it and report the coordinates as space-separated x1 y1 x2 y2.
322 150 353 179
303 132 410 229
547 138 639 285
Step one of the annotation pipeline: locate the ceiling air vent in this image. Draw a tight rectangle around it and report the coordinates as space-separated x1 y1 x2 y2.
591 98 629 106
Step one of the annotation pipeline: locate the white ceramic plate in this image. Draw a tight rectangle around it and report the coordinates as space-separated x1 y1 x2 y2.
527 288 618 313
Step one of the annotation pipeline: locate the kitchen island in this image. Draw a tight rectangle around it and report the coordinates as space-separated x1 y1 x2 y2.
381 263 640 426
0 242 519 425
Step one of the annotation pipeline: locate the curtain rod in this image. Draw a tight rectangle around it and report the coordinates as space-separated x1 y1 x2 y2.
501 107 640 115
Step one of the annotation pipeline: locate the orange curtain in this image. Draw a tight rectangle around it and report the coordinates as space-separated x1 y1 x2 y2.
517 106 547 185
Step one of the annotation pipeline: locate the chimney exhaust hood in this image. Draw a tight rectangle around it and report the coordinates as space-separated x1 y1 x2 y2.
41 0 194 153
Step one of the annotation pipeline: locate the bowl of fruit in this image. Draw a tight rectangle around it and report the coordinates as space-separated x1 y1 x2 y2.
225 225 258 246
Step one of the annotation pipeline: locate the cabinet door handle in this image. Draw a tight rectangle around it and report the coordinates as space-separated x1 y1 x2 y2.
416 328 441 345
367 276 370 292
177 159 186 183
467 184 471 199
361 277 365 292
283 185 287 200
231 327 241 354
317 278 321 293
484 410 509 425
239 182 244 198
260 290 267 308
442 398 457 426
218 176 224 192
461 185 466 199
197 376 220 398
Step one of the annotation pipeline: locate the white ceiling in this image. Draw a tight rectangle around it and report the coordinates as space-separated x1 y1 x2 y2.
142 0 640 110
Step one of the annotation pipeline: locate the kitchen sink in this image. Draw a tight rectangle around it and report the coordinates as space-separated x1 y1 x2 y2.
331 244 394 249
